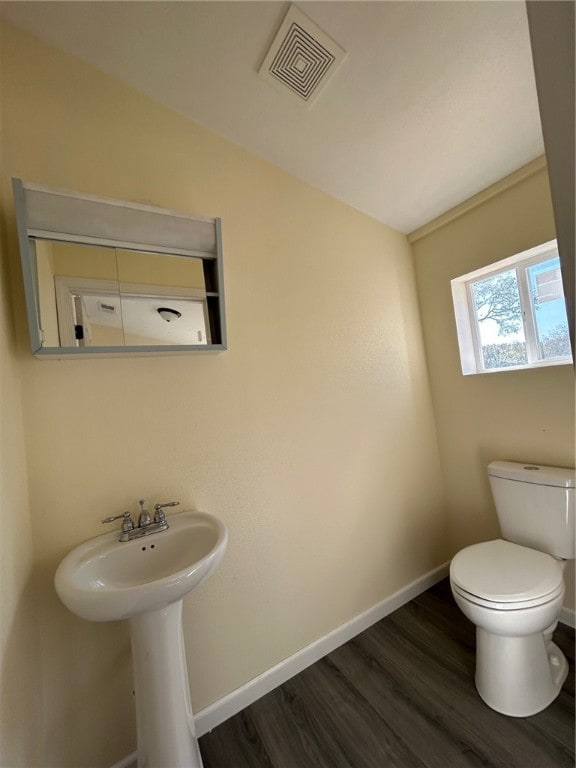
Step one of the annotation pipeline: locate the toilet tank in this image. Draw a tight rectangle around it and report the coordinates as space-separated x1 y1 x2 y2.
488 461 575 559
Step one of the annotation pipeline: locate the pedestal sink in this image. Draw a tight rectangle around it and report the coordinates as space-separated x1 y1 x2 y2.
55 511 227 768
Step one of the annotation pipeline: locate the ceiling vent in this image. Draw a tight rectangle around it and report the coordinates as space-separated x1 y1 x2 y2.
258 5 347 107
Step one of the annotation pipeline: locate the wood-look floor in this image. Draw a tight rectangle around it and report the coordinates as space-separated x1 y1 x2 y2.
199 579 575 768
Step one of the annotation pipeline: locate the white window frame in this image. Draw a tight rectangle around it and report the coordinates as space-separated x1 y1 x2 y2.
451 239 573 375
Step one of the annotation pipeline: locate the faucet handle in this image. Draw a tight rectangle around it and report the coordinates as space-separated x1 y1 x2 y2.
102 511 134 532
153 501 180 522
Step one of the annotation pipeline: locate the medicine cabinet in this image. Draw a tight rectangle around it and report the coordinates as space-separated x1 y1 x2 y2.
12 179 227 357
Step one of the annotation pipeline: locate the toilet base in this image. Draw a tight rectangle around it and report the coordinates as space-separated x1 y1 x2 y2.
475 628 568 717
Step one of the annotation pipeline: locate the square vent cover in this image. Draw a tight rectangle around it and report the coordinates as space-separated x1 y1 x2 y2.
258 5 347 107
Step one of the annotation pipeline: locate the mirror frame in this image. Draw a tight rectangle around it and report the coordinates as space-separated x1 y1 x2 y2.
12 178 227 357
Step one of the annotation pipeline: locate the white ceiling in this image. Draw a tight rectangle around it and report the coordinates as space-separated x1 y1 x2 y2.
0 1 544 233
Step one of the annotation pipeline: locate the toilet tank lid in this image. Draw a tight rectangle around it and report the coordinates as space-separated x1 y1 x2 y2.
488 461 575 488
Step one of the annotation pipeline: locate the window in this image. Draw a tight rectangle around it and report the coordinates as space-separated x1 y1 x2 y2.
451 240 573 375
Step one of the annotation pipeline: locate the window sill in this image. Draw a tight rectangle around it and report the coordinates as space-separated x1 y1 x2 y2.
462 357 573 375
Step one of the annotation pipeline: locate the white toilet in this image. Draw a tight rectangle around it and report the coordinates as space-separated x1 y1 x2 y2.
450 460 575 717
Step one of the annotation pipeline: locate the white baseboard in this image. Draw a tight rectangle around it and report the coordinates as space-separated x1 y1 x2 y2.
559 606 575 628
110 561 449 767
110 753 137 768
195 561 449 736
111 564 572 767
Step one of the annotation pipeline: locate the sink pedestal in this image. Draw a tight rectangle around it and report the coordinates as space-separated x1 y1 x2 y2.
130 601 203 768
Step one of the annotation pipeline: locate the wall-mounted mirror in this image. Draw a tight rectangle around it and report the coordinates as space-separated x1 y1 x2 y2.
36 241 210 347
13 179 226 356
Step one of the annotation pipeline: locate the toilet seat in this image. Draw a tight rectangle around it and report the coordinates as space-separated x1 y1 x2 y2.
450 539 564 609
451 581 564 611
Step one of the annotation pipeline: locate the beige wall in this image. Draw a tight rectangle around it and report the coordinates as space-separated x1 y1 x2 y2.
36 240 60 346
117 249 205 289
412 165 575 610
52 243 206 289
0 22 447 768
0 170 43 765
52 241 119 280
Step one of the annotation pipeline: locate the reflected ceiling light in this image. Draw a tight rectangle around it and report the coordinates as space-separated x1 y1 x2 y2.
157 307 182 322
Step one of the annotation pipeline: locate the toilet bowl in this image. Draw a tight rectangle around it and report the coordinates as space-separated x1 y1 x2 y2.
450 461 575 716
450 538 567 716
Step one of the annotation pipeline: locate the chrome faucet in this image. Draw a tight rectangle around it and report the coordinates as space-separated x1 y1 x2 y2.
138 499 152 527
154 501 180 523
102 500 180 542
101 511 136 542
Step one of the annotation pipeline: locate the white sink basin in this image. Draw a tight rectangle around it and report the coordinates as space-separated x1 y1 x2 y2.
55 511 227 622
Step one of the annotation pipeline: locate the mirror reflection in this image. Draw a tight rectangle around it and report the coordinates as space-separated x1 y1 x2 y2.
35 240 209 347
